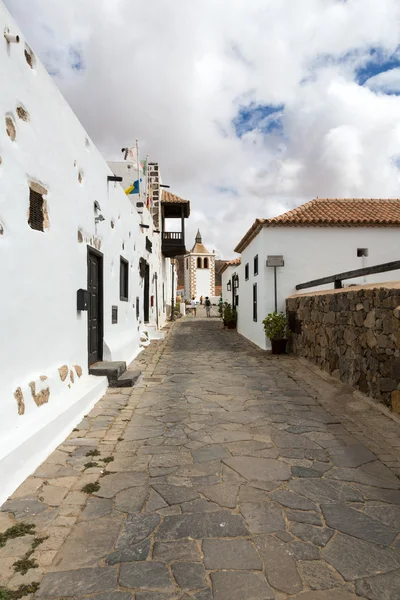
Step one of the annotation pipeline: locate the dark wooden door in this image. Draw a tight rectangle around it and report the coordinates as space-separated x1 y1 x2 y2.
87 248 103 365
144 262 150 323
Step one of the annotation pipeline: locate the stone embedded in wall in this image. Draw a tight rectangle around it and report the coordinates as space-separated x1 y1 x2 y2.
14 387 25 415
77 229 83 243
40 375 47 381
29 381 50 407
5 114 16 140
70 370 75 384
0 222 3 235
24 44 35 68
16 105 29 121
74 365 82 378
287 287 400 408
59 365 69 381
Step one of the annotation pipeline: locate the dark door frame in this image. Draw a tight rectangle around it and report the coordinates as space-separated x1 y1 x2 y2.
143 261 150 324
87 246 104 366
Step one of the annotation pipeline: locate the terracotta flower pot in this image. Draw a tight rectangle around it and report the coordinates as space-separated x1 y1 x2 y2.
227 321 236 330
271 339 287 355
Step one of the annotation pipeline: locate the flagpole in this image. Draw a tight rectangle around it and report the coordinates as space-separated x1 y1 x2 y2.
136 138 140 200
145 153 149 210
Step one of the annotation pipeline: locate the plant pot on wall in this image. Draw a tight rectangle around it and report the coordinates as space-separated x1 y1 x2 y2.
271 339 287 355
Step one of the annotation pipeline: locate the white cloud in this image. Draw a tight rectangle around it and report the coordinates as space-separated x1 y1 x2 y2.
365 67 400 93
4 0 400 256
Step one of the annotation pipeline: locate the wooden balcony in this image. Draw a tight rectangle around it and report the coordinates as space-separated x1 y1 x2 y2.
162 231 186 257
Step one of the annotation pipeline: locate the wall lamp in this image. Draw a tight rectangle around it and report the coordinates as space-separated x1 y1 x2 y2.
227 281 232 291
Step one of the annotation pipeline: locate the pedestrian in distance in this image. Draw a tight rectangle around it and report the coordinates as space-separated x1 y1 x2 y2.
191 297 197 316
200 295 203 305
205 296 211 317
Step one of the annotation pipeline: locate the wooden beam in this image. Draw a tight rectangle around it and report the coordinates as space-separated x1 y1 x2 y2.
296 260 400 291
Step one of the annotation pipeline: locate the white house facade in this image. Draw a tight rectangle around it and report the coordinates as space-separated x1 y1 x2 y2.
233 198 400 350
0 3 189 503
220 259 241 307
184 230 216 300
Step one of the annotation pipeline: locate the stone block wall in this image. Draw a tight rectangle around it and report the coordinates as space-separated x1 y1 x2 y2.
286 287 400 408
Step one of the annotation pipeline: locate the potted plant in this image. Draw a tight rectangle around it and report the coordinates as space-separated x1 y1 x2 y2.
262 312 289 354
224 303 237 329
221 301 229 325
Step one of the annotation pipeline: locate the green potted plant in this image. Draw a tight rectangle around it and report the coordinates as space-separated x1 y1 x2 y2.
224 303 237 329
262 312 289 354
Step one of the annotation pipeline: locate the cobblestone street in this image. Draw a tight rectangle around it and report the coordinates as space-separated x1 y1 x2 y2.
1 311 400 599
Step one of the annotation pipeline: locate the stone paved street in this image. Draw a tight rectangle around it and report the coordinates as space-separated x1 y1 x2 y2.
1 310 400 599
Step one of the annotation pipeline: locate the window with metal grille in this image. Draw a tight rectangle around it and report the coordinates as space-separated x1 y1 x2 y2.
254 255 258 276
245 263 249 280
357 248 368 257
120 257 129 301
253 283 257 322
28 188 44 232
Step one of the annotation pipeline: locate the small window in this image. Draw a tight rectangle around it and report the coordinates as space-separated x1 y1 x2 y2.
245 263 249 280
120 257 129 301
253 283 257 322
357 248 368 257
254 255 258 276
204 257 209 269
146 236 152 253
28 188 45 232
197 257 202 268
186 258 188 269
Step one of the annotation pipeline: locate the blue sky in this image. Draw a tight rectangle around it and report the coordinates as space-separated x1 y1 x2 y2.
233 104 284 138
356 46 400 85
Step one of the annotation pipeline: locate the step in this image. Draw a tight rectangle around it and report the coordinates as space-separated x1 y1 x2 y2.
110 369 142 388
89 361 126 382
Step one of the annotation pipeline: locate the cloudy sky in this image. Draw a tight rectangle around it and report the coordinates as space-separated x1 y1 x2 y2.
5 0 400 257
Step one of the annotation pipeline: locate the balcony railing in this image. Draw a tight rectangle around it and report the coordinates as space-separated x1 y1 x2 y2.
162 232 183 242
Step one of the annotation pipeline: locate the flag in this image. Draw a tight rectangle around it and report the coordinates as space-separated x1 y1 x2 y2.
140 158 147 174
125 178 142 195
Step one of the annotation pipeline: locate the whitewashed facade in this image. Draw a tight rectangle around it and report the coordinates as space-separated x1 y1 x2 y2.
233 200 400 350
0 3 184 503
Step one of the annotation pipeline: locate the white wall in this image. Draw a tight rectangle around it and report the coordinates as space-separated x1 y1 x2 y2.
0 3 175 503
237 225 400 350
196 266 212 299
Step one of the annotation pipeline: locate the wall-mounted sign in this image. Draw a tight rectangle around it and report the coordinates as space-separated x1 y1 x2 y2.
266 255 284 267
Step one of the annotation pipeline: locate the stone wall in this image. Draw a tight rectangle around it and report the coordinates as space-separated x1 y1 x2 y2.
286 286 400 409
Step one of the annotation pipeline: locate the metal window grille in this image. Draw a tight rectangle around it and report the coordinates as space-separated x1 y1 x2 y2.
146 236 153 253
254 255 258 276
120 257 129 301
253 283 257 322
28 189 44 232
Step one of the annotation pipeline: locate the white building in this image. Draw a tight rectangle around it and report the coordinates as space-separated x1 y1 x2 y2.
232 198 400 350
220 259 241 307
184 230 216 300
0 2 189 503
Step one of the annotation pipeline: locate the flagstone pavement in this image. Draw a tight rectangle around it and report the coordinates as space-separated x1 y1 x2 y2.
2 309 400 599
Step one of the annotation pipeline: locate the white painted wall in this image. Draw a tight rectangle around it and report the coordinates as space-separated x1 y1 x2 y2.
0 3 176 503
237 225 400 350
196 267 212 299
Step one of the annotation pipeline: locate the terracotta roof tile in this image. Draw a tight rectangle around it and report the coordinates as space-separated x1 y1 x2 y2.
161 189 190 217
235 198 400 253
219 258 241 274
161 190 189 205
266 198 400 226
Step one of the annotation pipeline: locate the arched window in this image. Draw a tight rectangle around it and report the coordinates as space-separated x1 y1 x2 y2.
204 257 209 269
197 257 202 268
